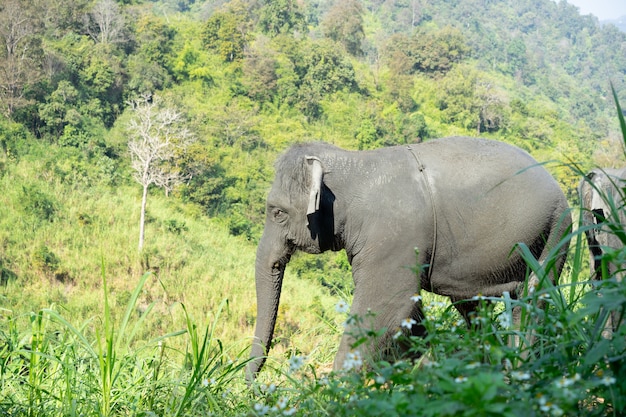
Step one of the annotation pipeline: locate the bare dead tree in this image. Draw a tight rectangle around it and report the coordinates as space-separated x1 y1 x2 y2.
127 96 195 251
84 0 125 45
0 0 41 117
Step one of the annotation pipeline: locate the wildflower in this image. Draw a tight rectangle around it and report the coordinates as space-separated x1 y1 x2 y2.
393 329 403 340
424 360 439 368
375 375 386 384
410 294 422 303
401 317 417 329
254 403 270 415
202 378 210 387
472 294 485 301
511 371 531 381
283 407 297 416
260 383 277 394
343 350 363 371
601 375 616 386
335 299 350 314
288 355 306 372
555 373 579 388
454 376 468 383
498 312 512 329
451 319 466 332
277 396 289 409
551 405 564 416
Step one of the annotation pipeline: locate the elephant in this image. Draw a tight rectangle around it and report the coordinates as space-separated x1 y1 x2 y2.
579 167 626 281
246 136 572 382
579 168 626 333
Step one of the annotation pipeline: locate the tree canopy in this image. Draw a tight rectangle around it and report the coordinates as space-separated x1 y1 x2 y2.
0 0 624 235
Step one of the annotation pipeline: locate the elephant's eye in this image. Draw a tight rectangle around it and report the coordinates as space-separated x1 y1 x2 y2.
272 208 288 223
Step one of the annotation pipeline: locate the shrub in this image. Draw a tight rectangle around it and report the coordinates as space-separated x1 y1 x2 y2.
20 185 59 223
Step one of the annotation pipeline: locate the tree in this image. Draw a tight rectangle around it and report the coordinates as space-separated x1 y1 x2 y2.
202 11 247 62
258 0 306 37
0 0 42 117
321 0 365 56
127 96 195 251
84 0 126 45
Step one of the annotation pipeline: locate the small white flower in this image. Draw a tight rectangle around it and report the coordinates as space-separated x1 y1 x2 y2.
277 396 289 409
254 403 270 415
410 294 422 303
335 299 350 314
343 350 363 371
375 375 386 384
551 405 564 416
601 376 616 386
511 371 531 381
393 329 403 340
288 355 306 372
498 312 512 329
555 376 576 388
401 318 417 329
283 407 297 416
454 376 468 383
472 294 485 301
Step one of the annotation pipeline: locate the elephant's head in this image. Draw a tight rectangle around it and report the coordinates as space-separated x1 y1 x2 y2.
246 144 339 383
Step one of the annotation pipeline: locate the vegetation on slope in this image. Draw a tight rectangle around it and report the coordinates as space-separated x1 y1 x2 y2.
1 0 626 415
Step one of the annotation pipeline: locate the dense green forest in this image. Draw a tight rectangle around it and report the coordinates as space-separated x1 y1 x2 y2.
1 0 626 414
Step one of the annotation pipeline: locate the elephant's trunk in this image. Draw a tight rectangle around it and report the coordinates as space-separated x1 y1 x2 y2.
246 233 290 383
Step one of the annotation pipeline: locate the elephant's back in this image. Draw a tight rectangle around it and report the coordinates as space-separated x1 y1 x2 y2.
416 136 560 197
418 136 538 170
416 137 568 297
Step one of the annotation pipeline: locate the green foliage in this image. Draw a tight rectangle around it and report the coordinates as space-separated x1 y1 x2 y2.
20 185 59 223
258 0 307 37
202 11 248 62
384 26 470 75
321 0 365 56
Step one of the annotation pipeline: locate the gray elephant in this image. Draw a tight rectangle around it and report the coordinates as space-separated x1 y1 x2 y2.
579 168 626 334
247 136 572 382
579 167 626 281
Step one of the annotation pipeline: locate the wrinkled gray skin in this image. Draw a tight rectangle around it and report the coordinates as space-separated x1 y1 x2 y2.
247 137 572 382
579 167 626 282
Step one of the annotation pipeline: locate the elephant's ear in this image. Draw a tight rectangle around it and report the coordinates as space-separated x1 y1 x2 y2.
305 156 323 216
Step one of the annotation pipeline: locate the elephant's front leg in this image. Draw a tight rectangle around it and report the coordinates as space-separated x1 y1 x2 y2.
333 266 425 371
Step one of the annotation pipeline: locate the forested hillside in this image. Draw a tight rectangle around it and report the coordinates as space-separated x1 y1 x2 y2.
1 0 625 326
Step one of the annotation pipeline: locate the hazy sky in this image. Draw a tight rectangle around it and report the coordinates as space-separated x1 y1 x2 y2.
566 0 626 20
